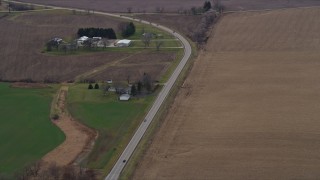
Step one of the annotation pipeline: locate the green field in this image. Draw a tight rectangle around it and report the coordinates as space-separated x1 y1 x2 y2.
67 84 156 170
0 83 65 176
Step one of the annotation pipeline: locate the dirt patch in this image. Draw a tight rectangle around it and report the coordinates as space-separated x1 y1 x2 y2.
133 7 320 179
42 86 97 167
10 82 49 88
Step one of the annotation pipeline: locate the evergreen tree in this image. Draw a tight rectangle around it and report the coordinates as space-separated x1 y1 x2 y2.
88 84 93 89
137 81 142 93
131 84 137 96
121 22 136 38
94 83 99 89
203 1 211 12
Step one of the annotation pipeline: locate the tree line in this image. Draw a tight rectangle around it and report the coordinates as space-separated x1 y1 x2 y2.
77 28 117 39
1 161 97 180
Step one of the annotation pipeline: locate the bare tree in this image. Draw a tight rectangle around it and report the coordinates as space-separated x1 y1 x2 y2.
155 7 164 13
48 163 60 180
141 32 153 48
213 0 224 12
127 7 132 13
28 160 42 177
154 38 164 51
127 75 130 84
62 166 77 180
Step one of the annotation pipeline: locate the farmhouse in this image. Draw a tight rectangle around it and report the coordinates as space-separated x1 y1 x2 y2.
119 94 130 101
77 36 89 45
52 37 63 44
115 39 132 47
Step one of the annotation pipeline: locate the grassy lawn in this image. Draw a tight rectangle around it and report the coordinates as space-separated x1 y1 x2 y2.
130 39 181 48
118 22 175 40
0 83 65 176
67 84 156 171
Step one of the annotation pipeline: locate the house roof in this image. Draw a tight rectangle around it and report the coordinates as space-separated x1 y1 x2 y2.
79 36 89 41
117 39 131 44
119 94 130 100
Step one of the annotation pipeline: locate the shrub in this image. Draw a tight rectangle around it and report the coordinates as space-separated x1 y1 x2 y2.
52 114 59 120
94 83 99 89
88 84 93 89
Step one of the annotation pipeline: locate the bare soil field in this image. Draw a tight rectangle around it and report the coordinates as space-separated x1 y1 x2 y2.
133 7 320 179
0 10 176 82
91 51 176 81
0 10 129 82
16 0 320 12
222 0 320 11
134 14 203 40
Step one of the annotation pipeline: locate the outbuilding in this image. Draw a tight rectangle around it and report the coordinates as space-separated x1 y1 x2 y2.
115 39 132 47
119 94 130 101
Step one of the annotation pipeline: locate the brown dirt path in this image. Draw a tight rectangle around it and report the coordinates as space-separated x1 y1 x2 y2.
42 86 97 167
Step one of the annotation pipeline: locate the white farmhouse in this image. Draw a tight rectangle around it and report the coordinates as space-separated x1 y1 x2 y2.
77 36 89 46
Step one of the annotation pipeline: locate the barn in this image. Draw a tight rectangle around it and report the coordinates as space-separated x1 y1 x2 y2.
115 39 132 47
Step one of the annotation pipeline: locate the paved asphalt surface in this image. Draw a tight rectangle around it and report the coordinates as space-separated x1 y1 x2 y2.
8 1 192 179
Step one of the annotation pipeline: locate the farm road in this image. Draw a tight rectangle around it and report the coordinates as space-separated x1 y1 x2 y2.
74 50 146 82
7 1 192 179
42 86 97 167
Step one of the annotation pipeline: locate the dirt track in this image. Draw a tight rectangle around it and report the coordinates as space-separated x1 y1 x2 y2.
133 7 320 179
42 86 97 166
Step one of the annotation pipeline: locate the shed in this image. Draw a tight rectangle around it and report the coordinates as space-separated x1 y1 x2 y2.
119 94 130 101
115 39 132 47
108 87 116 92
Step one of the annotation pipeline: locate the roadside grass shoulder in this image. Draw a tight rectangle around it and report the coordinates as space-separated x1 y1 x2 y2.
0 83 65 176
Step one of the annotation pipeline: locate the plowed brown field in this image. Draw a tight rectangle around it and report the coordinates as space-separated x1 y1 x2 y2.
133 7 320 179
15 0 320 12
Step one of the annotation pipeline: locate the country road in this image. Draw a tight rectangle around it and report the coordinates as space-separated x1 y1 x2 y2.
8 1 192 179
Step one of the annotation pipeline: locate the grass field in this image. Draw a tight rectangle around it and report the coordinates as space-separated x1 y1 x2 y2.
67 84 156 171
0 83 64 176
133 7 320 179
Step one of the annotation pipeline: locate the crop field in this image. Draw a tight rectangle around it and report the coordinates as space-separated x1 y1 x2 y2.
75 50 180 83
17 0 202 13
0 10 127 82
0 83 64 176
16 0 320 13
0 10 179 82
133 7 320 179
67 84 156 172
134 14 203 41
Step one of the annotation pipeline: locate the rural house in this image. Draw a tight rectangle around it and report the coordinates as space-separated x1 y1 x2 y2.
119 94 130 101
